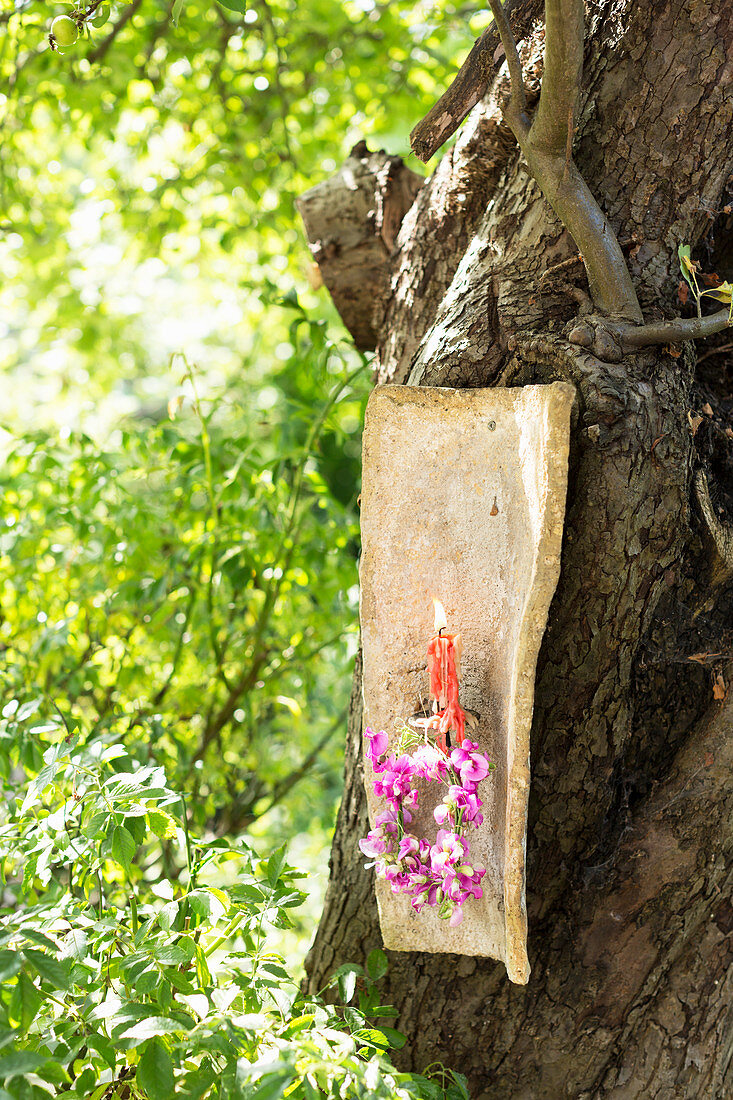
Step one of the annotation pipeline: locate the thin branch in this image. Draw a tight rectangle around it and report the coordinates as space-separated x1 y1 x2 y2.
482 0 643 322
409 27 497 163
530 0 583 155
529 156 643 321
487 0 528 131
224 707 347 832
695 341 733 365
409 0 543 162
616 308 732 349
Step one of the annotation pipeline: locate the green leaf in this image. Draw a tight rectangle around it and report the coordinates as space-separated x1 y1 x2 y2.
8 972 42 1033
155 940 194 966
0 1052 48 1082
194 945 210 987
157 901 180 932
366 948 388 981
35 1060 70 1086
21 854 38 894
21 931 58 952
186 889 226 922
171 0 185 26
272 890 304 908
447 1070 471 1099
22 762 58 809
15 700 42 723
87 1033 116 1071
404 1075 443 1100
215 0 249 12
0 952 21 983
266 844 287 887
180 1058 215 1100
701 279 733 303
23 949 71 990
0 1031 16 1053
111 825 136 873
147 810 177 839
353 1028 391 1051
122 1016 188 1043
377 1025 407 1048
136 1037 175 1100
338 969 357 1004
164 969 194 995
678 243 696 291
249 1078 292 1100
60 929 88 961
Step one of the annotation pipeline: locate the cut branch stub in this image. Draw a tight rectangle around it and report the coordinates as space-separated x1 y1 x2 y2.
296 143 423 351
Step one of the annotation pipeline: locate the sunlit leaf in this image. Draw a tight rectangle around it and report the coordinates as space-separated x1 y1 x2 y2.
111 825 136 873
136 1037 175 1100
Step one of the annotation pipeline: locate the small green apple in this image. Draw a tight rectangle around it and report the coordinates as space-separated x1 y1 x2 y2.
51 15 79 46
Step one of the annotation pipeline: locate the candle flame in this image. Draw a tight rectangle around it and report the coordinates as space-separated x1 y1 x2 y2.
432 598 448 632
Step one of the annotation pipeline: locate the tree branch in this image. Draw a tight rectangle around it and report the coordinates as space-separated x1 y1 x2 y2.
250 708 346 821
409 0 543 162
527 155 643 320
487 0 528 129
616 307 732 348
483 0 643 322
530 0 583 155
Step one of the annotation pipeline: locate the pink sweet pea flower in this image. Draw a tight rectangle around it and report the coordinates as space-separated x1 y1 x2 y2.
411 744 448 781
366 728 389 769
373 753 415 808
445 785 484 827
358 833 388 858
433 801 452 826
374 809 400 833
450 741 490 788
430 830 466 874
359 728 493 922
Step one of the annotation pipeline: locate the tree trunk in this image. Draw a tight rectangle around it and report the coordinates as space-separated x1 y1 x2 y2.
303 0 733 1095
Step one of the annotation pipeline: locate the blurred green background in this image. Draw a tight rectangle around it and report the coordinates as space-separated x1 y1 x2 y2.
1 0 492 967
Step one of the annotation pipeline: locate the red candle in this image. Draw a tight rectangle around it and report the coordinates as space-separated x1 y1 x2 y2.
427 599 466 751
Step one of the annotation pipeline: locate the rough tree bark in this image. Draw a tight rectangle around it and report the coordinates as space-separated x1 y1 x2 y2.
301 1 733 1096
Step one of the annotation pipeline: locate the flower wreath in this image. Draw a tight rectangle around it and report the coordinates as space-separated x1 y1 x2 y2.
359 726 495 927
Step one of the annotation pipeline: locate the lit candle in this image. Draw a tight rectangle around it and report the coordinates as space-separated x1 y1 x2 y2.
426 599 466 751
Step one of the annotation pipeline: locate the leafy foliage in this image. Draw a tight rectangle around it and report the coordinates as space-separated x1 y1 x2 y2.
0 0 492 422
1 312 366 845
0 0 487 1093
0 707 470 1098
678 243 733 316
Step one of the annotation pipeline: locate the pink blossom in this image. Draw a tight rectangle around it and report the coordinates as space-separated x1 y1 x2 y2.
358 833 388 858
443 864 485 904
373 753 414 808
366 728 389 769
447 785 484 827
450 741 491 788
430 830 466 874
433 801 451 826
411 744 448 781
359 730 493 924
374 809 400 833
